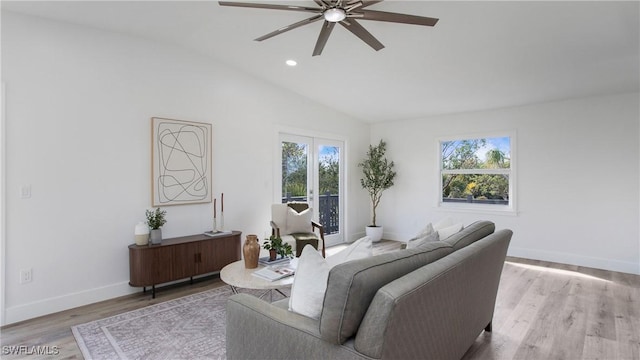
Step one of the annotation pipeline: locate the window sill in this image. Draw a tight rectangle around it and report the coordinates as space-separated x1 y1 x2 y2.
436 202 518 216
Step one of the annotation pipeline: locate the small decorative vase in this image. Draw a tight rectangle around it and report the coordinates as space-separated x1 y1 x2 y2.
243 234 260 269
269 249 277 261
134 222 150 246
150 228 162 244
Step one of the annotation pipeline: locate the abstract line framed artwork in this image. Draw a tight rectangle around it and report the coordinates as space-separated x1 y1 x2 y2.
151 117 212 206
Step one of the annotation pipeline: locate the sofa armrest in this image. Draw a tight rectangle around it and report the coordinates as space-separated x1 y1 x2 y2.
311 220 326 257
226 293 365 360
355 229 512 359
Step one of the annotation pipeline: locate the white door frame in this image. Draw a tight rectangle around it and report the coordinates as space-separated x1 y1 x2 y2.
274 127 346 246
1 83 7 325
313 137 344 246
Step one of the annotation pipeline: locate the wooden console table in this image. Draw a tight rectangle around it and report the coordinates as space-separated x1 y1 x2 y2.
129 231 241 298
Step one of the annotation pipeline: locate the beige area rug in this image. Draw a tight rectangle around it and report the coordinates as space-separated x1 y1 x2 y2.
72 286 288 360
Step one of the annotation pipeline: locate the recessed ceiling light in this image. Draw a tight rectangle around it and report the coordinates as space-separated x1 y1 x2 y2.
286 59 297 67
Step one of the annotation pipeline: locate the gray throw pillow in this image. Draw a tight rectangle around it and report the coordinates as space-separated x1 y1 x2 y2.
406 231 439 249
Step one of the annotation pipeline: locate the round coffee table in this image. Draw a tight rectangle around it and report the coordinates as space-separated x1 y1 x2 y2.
220 260 294 301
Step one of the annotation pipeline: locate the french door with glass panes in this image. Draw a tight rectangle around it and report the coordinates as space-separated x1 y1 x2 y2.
278 134 344 246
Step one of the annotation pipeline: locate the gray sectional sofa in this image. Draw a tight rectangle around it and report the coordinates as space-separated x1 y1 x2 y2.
226 221 512 360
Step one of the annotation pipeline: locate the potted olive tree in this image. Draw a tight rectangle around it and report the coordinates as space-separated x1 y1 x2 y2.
358 140 396 242
146 208 167 244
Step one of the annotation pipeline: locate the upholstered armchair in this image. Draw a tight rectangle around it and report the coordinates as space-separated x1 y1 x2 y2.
271 202 325 257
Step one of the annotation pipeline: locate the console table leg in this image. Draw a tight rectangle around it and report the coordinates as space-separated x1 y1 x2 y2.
152 285 156 299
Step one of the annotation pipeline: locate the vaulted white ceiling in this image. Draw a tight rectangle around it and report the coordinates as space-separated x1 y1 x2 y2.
3 1 639 122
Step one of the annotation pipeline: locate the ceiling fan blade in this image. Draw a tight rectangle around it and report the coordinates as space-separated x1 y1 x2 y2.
358 9 439 26
359 0 383 8
313 21 336 56
313 0 332 8
255 14 324 41
219 1 321 13
339 19 384 51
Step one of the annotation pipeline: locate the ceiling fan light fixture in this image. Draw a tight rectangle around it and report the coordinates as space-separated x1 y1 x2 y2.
219 1 440 56
324 8 346 22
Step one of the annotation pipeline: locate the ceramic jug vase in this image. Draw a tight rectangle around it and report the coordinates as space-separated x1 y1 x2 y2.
243 234 260 269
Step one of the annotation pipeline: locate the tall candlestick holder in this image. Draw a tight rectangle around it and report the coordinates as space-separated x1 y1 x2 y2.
218 212 225 231
212 217 218 233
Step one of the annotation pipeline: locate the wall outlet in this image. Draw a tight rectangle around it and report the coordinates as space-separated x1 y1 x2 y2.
20 185 32 199
20 268 33 284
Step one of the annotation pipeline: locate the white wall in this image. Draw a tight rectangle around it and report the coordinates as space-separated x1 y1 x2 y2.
3 10 637 326
371 92 640 275
1 12 370 324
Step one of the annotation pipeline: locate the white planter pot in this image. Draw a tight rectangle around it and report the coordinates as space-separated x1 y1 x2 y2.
365 226 384 242
150 229 163 244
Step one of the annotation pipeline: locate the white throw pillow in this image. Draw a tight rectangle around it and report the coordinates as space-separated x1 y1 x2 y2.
406 231 439 249
326 236 373 268
433 217 454 231
289 237 374 319
288 245 330 319
411 222 434 241
437 222 463 240
286 207 312 233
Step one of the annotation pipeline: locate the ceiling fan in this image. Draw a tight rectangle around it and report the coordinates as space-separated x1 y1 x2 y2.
218 0 439 56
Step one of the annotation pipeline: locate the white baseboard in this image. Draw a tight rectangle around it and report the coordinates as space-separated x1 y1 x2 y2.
4 281 138 325
508 246 640 275
381 231 403 242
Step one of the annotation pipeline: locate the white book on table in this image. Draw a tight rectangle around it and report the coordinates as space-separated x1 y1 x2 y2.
252 263 295 282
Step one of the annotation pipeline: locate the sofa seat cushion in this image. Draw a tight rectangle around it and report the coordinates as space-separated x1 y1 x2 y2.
442 220 495 251
319 241 454 345
291 233 319 257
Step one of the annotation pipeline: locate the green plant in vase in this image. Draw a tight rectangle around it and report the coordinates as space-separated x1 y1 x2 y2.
146 208 167 244
263 235 293 261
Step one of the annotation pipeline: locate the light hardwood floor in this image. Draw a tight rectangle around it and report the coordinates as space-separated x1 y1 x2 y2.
463 257 640 360
1 243 638 360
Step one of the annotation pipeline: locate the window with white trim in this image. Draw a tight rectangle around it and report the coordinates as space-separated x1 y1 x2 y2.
440 135 514 211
